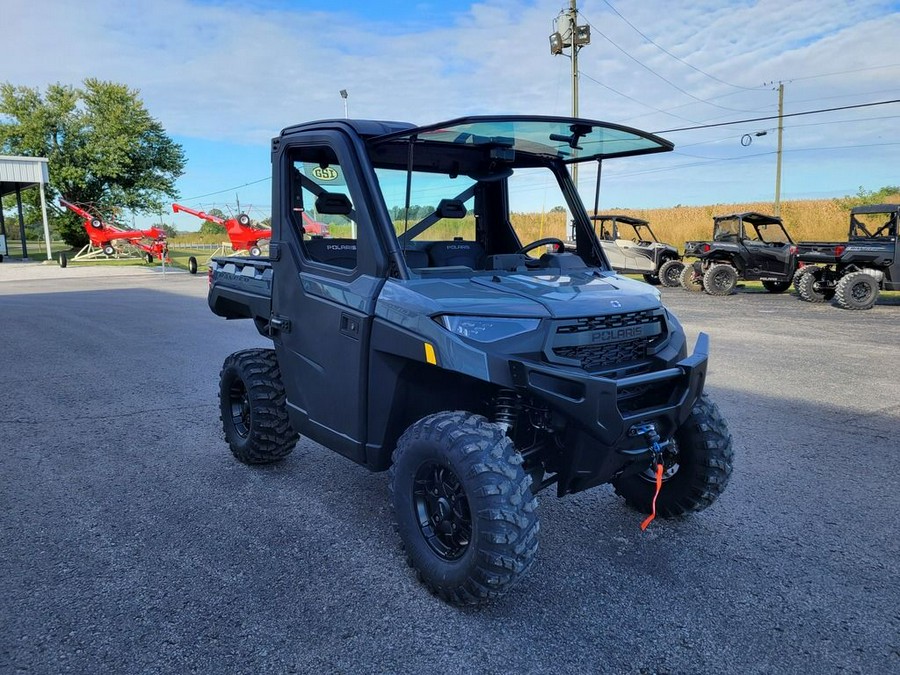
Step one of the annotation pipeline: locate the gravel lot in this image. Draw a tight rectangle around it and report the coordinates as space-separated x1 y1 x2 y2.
1 264 898 674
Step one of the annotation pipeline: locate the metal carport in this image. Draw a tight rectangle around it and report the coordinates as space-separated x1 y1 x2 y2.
0 155 52 261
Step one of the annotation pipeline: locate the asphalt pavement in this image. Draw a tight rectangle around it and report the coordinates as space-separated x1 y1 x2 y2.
1 265 898 674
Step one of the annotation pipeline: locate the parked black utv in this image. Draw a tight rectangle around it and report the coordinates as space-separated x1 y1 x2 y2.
680 212 797 295
207 115 734 605
794 204 900 310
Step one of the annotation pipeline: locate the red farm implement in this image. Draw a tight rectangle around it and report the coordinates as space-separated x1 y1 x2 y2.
172 203 329 273
57 199 169 268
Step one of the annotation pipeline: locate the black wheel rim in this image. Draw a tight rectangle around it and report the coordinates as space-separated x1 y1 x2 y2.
851 280 872 302
413 461 472 561
713 270 731 290
228 380 251 438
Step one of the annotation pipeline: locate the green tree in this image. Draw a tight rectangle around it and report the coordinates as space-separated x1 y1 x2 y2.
834 185 900 210
0 79 185 246
159 223 178 238
198 208 227 235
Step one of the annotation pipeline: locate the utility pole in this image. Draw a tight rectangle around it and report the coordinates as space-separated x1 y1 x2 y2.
774 82 784 216
549 0 590 234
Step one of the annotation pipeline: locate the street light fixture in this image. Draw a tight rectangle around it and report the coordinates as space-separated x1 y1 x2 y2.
339 89 349 119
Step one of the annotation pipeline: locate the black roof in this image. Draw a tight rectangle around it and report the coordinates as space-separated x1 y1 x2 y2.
589 214 649 226
714 212 783 225
850 203 900 215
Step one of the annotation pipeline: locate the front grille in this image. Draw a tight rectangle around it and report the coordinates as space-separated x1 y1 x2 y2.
554 340 648 371
551 309 665 373
555 309 657 334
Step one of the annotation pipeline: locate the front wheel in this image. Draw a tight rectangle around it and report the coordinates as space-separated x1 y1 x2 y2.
389 412 539 605
187 256 198 274
219 349 298 464
58 252 68 268
613 394 733 517
658 259 684 287
834 272 879 310
642 273 662 285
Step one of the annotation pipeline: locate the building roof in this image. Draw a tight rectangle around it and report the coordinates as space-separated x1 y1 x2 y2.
0 155 50 197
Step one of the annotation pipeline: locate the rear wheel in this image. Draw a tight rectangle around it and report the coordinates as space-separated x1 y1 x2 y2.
834 272 879 310
238 213 252 226
219 349 298 464
762 279 791 293
703 263 737 296
793 265 817 291
188 256 198 274
797 269 835 303
249 246 262 257
680 264 703 292
613 394 733 517
390 411 539 605
659 259 684 287
146 252 154 264
58 252 68 268
642 273 661 285
103 244 116 256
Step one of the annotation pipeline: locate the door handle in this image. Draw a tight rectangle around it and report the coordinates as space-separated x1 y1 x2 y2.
340 313 360 338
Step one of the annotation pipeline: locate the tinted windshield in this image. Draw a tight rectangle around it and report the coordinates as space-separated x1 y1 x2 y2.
372 116 673 164
373 165 569 253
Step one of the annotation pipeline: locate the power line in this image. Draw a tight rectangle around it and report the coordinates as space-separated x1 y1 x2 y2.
613 141 900 179
180 177 270 202
577 70 703 124
580 13 760 113
654 98 900 134
599 0 760 91
786 63 900 83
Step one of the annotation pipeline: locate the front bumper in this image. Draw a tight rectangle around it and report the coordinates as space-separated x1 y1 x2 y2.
508 333 709 494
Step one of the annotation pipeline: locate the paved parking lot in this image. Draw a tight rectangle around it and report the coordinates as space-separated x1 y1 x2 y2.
1 266 898 674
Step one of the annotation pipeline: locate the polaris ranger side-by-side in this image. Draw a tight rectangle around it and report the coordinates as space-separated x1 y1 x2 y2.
794 204 899 310
208 116 733 605
680 212 797 295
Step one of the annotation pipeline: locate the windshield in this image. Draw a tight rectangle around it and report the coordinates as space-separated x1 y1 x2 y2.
374 165 569 254
371 115 673 164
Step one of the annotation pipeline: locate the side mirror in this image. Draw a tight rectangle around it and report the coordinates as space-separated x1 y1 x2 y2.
315 192 352 216
435 198 467 219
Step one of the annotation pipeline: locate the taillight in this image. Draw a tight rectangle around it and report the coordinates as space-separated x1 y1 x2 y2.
834 245 845 256
702 244 711 253
789 245 797 255
208 267 213 287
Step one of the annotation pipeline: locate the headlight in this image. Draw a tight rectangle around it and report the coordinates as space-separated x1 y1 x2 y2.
436 315 540 342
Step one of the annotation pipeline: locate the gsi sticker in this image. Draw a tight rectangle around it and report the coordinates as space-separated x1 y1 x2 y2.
313 166 339 181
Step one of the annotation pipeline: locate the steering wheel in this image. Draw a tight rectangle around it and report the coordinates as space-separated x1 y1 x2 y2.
517 237 565 256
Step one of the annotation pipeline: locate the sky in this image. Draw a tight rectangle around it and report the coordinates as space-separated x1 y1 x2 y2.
3 0 900 230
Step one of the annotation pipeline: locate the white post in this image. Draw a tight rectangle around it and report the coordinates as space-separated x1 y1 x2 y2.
38 181 52 260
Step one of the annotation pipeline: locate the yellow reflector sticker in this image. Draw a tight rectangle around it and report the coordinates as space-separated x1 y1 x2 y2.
424 342 437 365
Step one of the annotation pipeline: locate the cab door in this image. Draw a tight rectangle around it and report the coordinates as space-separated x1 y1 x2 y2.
270 134 386 464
